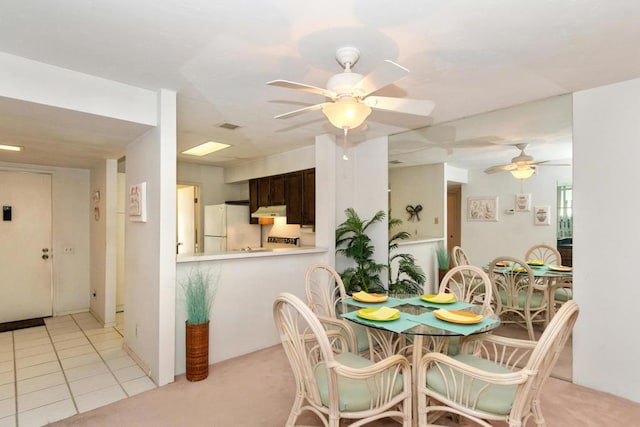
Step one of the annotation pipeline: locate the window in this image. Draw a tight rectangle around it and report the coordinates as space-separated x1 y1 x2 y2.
557 185 572 238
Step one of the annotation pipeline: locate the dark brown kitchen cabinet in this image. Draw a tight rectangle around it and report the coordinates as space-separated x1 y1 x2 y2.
249 179 259 224
249 168 316 226
302 168 315 226
270 175 286 205
285 171 303 224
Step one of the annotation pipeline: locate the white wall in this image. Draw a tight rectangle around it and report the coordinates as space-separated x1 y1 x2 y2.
573 77 640 402
174 251 327 373
0 161 91 315
335 137 389 283
224 145 315 183
124 89 176 386
460 166 571 266
389 164 446 239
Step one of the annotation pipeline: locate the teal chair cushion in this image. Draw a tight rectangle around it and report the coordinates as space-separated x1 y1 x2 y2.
425 353 517 415
315 352 404 412
555 288 573 302
498 289 545 308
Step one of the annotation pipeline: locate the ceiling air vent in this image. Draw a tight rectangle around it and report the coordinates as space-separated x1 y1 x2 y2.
218 122 240 130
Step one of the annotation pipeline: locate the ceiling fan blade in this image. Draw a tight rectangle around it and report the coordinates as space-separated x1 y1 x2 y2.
273 103 328 119
484 164 517 174
364 96 435 117
267 79 336 99
353 60 409 97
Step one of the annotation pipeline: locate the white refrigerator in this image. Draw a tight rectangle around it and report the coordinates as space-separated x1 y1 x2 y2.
204 204 260 252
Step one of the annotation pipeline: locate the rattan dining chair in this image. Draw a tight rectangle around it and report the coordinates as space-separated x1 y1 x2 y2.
417 300 578 427
305 263 371 357
438 265 494 315
489 256 548 340
273 292 412 427
525 243 561 265
525 244 573 318
451 246 471 267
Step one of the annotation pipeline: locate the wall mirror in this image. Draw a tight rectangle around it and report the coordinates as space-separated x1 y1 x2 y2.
387 94 574 382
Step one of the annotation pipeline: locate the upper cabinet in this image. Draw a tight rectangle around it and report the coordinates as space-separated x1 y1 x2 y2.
249 168 315 226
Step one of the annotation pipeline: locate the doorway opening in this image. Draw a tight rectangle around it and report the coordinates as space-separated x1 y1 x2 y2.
176 184 200 254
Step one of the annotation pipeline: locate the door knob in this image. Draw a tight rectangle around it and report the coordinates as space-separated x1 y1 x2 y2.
42 254 49 260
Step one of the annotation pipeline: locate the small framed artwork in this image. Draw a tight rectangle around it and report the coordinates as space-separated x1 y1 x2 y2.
534 205 551 225
515 193 531 212
129 182 147 222
467 196 499 222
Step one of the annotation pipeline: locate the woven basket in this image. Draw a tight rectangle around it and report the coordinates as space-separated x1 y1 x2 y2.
185 320 209 381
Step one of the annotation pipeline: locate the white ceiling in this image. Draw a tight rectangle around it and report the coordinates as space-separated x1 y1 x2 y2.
0 0 638 170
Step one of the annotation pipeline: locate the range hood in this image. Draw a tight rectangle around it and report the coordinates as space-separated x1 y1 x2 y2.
251 205 287 218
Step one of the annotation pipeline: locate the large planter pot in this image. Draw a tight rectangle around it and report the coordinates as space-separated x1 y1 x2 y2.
438 268 449 285
185 320 209 381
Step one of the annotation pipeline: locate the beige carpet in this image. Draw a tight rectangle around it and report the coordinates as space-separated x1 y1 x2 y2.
52 343 640 427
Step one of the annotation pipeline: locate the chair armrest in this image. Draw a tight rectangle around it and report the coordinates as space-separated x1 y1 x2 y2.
334 354 411 379
316 314 357 354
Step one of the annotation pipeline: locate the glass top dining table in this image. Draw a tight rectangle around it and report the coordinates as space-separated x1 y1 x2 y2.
337 294 500 427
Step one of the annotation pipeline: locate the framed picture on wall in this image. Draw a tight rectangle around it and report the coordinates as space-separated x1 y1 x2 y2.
467 196 499 222
534 205 550 225
129 182 147 222
515 193 531 212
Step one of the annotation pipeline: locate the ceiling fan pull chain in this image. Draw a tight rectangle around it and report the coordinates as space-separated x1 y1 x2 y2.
342 128 349 161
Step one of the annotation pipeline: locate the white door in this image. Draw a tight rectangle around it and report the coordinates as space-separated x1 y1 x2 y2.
0 170 53 322
176 185 196 254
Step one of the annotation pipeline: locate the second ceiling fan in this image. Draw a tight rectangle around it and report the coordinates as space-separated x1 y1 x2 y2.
267 46 435 131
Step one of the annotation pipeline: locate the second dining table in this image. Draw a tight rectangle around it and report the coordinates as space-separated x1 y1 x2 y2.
338 293 500 426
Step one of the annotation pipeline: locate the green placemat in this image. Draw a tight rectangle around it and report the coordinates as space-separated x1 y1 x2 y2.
410 312 499 336
341 310 418 333
344 296 405 309
403 296 473 311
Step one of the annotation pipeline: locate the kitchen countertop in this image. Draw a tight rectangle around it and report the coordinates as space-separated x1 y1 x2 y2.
176 245 327 263
396 236 444 246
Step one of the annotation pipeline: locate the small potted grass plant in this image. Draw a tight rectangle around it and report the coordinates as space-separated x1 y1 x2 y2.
182 266 219 381
436 246 450 285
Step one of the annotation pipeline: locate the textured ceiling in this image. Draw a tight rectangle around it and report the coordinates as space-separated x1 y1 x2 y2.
0 0 638 170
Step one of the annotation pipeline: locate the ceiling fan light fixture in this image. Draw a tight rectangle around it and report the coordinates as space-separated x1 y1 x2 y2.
510 166 535 179
322 98 371 130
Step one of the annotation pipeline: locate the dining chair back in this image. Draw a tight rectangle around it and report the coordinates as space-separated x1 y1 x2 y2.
273 292 412 427
525 244 573 319
305 263 371 356
488 256 548 340
438 265 493 315
451 246 471 267
525 244 561 265
417 300 579 427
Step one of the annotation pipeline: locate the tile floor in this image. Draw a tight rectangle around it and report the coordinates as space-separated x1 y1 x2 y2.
0 312 156 427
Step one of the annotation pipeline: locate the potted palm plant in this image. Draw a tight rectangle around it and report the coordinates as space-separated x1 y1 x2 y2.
182 266 219 381
335 208 387 294
388 214 426 295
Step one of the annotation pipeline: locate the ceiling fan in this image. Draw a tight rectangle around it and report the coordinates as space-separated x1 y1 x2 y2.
484 143 556 179
267 46 435 131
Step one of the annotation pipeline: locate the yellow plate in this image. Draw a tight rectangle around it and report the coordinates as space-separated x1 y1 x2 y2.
495 261 512 267
527 260 545 266
421 293 456 304
356 307 400 322
549 265 572 272
512 267 527 273
434 309 483 324
352 291 389 303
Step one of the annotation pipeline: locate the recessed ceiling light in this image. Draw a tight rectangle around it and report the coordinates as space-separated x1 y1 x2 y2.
181 141 231 156
0 144 23 152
